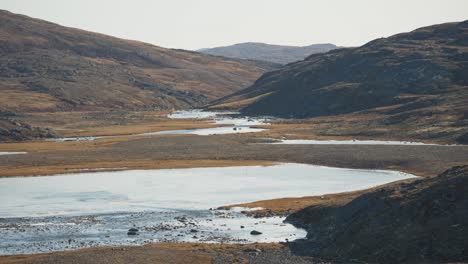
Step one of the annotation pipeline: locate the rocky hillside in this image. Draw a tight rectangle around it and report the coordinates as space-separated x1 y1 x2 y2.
198 42 337 64
210 21 468 143
0 10 278 114
0 109 56 141
287 165 468 263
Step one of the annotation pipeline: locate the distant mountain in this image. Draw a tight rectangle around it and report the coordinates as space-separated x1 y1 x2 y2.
198 42 337 64
209 21 468 143
0 10 278 114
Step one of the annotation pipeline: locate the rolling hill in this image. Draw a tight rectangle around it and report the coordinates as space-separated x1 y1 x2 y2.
198 42 337 64
210 21 468 143
0 10 278 114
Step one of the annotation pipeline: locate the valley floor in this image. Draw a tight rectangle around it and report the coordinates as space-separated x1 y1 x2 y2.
0 110 467 263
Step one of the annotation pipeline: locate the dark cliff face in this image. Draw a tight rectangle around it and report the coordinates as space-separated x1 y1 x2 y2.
286 165 468 263
0 10 277 113
232 21 467 118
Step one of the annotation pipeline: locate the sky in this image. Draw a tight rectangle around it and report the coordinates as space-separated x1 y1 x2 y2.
1 0 467 50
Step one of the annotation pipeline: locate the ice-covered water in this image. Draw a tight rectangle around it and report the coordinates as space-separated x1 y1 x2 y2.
0 152 27 155
49 110 267 142
168 110 239 119
0 163 416 254
148 110 268 135
140 126 265 136
48 136 101 142
0 163 415 218
267 139 452 146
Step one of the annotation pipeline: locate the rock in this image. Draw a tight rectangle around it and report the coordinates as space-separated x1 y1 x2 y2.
250 230 262 235
190 229 198 233
240 225 245 228
127 228 139 235
286 165 468 263
244 248 262 253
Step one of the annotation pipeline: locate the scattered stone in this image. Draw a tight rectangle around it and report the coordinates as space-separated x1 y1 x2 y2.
240 225 245 228
190 229 198 233
250 230 262 235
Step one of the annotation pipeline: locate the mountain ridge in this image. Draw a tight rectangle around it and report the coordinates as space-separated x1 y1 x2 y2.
198 42 337 64
0 10 279 113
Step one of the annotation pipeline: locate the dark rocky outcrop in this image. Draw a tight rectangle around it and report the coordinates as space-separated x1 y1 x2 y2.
0 109 56 141
287 166 468 263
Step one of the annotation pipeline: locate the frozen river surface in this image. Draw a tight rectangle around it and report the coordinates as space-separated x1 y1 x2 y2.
0 163 415 254
268 139 450 146
49 110 267 142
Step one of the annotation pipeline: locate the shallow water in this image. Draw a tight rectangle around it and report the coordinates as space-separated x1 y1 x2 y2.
0 210 300 255
0 163 415 254
49 110 267 142
268 139 450 146
152 110 268 135
168 110 239 119
140 126 265 136
213 117 268 126
0 152 27 155
48 136 101 142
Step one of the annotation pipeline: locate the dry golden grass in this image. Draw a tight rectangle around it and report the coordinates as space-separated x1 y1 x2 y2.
207 92 274 110
0 89 60 112
15 111 221 138
224 191 365 216
251 112 457 145
0 159 274 178
224 178 418 216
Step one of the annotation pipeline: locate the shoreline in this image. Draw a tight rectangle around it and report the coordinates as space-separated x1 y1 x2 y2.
0 173 423 263
0 164 416 258
0 159 276 178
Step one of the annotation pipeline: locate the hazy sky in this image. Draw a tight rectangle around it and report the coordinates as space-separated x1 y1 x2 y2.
1 0 467 50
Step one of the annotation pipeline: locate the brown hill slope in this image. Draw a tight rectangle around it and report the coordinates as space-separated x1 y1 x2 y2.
210 21 468 143
0 10 278 113
198 42 337 64
287 165 468 263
